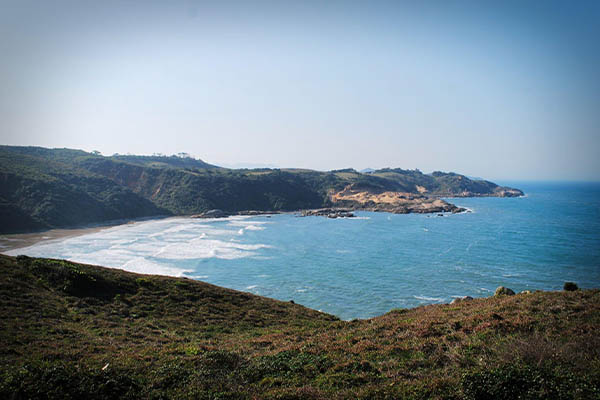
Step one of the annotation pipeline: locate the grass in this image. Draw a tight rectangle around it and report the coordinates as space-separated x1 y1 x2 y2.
1 254 598 399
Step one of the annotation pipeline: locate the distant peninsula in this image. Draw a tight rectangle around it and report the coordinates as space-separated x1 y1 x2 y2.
0 146 522 233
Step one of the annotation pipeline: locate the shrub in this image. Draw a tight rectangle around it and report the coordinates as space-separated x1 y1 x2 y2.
461 364 599 400
245 351 331 382
564 282 579 291
0 362 142 400
25 258 134 300
200 350 241 373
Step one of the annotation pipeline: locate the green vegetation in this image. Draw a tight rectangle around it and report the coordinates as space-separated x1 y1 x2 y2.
0 147 168 233
0 146 522 233
1 255 597 399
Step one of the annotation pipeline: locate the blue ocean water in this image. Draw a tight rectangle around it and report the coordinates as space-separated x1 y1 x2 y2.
6 182 600 320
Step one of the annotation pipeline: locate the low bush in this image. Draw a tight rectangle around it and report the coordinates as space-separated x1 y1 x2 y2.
0 362 141 400
461 364 600 400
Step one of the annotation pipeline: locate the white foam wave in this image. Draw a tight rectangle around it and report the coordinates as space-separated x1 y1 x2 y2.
228 215 253 221
236 226 267 235
153 238 272 260
154 226 237 238
244 225 265 231
5 217 275 278
109 238 138 245
246 285 258 289
6 241 65 257
121 257 192 277
227 219 271 227
159 223 204 235
413 295 443 302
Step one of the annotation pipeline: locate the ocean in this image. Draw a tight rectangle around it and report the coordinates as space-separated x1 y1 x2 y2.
6 181 600 320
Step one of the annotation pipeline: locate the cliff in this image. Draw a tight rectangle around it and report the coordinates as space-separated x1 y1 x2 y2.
0 146 523 233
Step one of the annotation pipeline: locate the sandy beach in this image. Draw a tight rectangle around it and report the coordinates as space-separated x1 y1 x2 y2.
0 217 169 253
0 226 117 253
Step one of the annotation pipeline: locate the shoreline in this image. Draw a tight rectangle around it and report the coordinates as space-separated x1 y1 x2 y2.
0 226 112 253
0 207 471 255
0 212 286 253
0 204 473 252
0 216 171 253
0 188 523 250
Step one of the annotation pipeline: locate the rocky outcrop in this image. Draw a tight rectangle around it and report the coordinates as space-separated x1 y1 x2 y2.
237 210 280 216
330 184 466 215
192 209 280 219
450 296 474 304
494 286 516 296
492 187 525 197
378 201 465 215
192 209 229 218
300 208 355 218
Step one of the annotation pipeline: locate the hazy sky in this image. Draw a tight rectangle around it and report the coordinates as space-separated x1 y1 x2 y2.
1 0 599 180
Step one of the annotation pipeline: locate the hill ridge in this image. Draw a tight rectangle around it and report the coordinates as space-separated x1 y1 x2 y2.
0 146 523 233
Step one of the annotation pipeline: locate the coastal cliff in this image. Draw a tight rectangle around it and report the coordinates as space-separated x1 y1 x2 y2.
329 183 466 214
0 146 522 233
0 255 597 399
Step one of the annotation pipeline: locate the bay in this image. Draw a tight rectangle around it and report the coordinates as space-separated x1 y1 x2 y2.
7 181 600 320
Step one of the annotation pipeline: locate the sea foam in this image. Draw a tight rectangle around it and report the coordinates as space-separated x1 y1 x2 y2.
413 295 444 302
7 216 273 271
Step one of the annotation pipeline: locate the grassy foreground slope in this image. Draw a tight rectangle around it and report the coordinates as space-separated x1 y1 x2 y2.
1 255 598 399
0 146 522 233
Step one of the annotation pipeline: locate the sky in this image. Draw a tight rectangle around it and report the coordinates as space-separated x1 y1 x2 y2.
1 0 599 180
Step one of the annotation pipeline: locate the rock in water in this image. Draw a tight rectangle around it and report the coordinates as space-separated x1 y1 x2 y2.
494 286 515 296
300 208 355 218
563 282 579 291
192 209 229 218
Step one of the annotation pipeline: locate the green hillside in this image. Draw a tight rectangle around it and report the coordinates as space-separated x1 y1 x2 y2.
0 255 597 399
0 146 523 233
0 148 168 233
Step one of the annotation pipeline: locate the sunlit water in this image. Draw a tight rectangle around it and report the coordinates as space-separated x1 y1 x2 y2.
6 182 600 320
